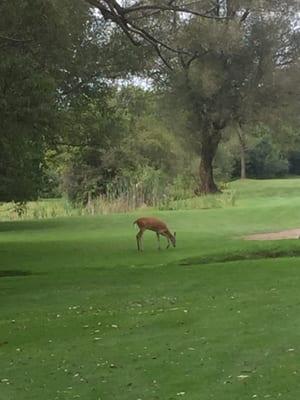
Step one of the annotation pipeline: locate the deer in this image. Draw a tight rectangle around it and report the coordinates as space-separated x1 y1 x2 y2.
133 217 176 251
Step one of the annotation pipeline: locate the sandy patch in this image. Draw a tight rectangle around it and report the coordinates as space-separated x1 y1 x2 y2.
245 228 300 241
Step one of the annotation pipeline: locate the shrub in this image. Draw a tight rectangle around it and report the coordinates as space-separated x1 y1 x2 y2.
246 134 289 178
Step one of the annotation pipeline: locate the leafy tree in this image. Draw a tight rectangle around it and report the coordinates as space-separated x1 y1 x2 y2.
168 4 300 192
59 88 130 203
85 0 300 193
246 133 289 179
0 0 116 202
58 86 191 203
118 87 190 176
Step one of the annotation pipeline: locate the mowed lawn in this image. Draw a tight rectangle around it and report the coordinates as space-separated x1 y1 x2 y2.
1 179 300 400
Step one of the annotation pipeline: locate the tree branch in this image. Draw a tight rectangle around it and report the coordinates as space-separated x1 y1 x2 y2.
240 8 251 24
123 3 227 19
84 0 227 69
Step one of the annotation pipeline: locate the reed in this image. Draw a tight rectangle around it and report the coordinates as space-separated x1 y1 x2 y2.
0 173 236 221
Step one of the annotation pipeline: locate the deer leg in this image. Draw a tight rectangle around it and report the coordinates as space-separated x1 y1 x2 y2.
136 229 144 251
161 232 170 249
136 231 141 251
156 232 161 250
166 237 170 249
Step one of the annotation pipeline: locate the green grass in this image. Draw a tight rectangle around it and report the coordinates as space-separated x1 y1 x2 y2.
1 178 300 399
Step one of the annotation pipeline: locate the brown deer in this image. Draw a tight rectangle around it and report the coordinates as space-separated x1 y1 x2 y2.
133 217 176 251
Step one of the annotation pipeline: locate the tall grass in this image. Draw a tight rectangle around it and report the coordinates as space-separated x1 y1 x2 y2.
0 191 236 222
0 199 80 221
81 172 236 215
0 171 236 221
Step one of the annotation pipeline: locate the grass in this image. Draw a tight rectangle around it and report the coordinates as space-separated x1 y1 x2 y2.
0 190 237 221
1 178 300 399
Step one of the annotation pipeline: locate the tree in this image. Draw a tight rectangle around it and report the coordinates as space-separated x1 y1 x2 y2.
239 129 289 179
85 0 300 193
0 0 59 201
84 1 299 67
170 4 300 192
58 86 190 203
233 54 300 179
84 0 225 65
0 0 117 202
59 87 131 203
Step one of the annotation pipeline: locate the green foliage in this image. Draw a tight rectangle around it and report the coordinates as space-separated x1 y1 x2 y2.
59 89 130 204
288 151 300 175
0 168 235 221
0 0 124 202
58 87 193 205
0 37 58 200
155 2 300 192
213 124 295 181
0 0 93 201
214 143 237 182
246 134 289 179
165 174 195 201
2 0 300 203
0 198 95 221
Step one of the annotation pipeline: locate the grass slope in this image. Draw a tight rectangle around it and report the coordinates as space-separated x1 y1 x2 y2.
1 179 300 399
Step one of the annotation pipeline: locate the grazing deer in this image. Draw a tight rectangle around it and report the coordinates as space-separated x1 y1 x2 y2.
133 217 176 251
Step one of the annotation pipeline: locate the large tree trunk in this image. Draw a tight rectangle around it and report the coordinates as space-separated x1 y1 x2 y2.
196 131 221 195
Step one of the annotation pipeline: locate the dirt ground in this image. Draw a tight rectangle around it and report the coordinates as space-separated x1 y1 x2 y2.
245 228 300 241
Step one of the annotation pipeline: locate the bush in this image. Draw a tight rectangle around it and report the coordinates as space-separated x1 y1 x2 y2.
288 151 300 175
246 134 289 178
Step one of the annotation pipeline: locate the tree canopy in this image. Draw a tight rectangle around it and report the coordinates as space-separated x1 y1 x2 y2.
1 0 300 203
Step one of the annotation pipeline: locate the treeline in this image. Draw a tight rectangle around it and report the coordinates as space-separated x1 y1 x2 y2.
43 89 300 204
1 0 300 206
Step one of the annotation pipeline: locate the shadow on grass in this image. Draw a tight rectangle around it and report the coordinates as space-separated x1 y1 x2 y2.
0 270 32 278
179 248 300 266
0 219 66 233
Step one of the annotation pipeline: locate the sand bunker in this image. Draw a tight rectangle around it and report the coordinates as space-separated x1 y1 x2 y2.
245 229 300 241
